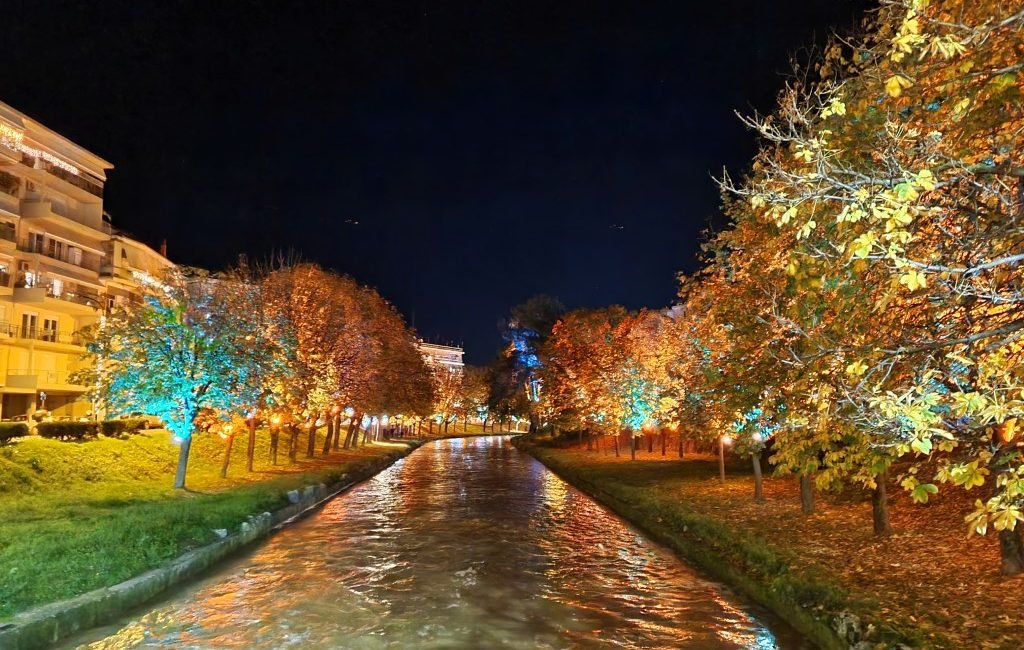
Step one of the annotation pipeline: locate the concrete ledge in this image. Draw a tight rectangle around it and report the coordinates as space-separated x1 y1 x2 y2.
0 442 421 650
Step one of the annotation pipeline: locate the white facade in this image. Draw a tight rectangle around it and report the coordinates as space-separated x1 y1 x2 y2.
417 341 464 374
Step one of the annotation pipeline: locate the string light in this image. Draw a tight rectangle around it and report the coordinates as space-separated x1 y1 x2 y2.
20 144 80 175
0 122 80 176
0 123 23 150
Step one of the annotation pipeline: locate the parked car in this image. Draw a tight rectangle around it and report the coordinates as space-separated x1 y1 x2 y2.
122 412 165 429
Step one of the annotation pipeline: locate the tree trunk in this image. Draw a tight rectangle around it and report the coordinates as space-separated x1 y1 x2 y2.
578 429 583 448
630 433 636 461
306 423 317 457
246 417 257 472
586 430 592 451
270 429 279 464
752 452 764 502
288 425 299 462
444 418 449 433
332 414 342 450
613 435 619 457
800 473 814 514
661 430 666 456
647 435 653 453
718 436 726 483
220 433 235 479
173 435 192 489
998 528 1024 575
872 468 893 536
322 416 335 455
344 414 360 449
678 433 684 459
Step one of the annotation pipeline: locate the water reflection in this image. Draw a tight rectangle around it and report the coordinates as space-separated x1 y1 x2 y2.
63 436 804 649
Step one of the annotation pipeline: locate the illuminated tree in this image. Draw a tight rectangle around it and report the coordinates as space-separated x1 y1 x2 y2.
724 0 1024 566
87 271 270 489
459 366 492 428
539 307 629 442
503 295 565 432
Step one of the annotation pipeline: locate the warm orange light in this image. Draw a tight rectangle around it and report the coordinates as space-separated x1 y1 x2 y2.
271 414 282 426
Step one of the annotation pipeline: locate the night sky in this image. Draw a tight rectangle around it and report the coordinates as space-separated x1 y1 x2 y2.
7 0 870 363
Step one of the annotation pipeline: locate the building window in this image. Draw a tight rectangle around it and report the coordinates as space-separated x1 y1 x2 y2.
68 246 82 266
42 318 58 342
47 238 65 260
50 278 63 297
28 232 44 253
21 313 37 339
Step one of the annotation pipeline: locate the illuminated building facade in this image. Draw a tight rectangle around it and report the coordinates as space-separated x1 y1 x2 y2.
0 100 172 418
417 341 464 374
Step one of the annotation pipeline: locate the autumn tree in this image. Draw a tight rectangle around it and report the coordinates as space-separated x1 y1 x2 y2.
85 270 272 489
725 0 1024 566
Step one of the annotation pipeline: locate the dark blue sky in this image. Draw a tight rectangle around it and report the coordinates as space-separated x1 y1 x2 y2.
7 0 870 363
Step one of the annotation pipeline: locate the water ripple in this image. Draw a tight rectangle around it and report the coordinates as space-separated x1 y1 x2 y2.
63 437 806 649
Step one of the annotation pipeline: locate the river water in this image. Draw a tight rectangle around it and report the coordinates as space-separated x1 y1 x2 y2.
63 436 805 649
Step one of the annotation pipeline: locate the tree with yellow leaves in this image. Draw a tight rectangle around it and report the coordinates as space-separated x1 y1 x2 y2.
729 0 1024 571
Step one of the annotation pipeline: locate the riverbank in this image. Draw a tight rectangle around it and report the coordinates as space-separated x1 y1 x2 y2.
515 437 1024 649
0 430 418 623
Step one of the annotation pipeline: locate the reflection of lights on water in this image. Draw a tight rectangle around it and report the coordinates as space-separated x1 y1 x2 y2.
76 434 788 650
542 469 569 515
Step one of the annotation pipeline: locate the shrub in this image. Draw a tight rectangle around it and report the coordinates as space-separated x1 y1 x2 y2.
0 422 29 444
36 422 98 441
100 418 148 437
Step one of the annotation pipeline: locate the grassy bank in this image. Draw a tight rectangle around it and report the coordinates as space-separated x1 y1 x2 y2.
517 437 1024 649
0 429 414 620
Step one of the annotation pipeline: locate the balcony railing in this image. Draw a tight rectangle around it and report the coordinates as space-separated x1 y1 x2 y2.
20 154 103 198
0 322 84 346
52 289 101 308
17 245 96 272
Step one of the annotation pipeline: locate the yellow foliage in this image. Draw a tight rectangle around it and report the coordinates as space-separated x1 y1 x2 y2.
885 74 913 97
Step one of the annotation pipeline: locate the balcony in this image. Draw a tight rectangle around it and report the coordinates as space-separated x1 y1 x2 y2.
5 369 82 390
20 153 103 198
12 278 102 313
17 243 97 272
0 321 85 346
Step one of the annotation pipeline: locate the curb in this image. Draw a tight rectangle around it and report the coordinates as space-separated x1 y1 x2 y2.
0 442 421 650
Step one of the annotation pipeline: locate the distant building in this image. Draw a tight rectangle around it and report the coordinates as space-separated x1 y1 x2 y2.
417 341 464 374
0 100 172 418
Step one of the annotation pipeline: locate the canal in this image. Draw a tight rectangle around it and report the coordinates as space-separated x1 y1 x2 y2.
64 436 805 649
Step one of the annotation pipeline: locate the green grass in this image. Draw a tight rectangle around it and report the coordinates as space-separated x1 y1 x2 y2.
0 430 412 620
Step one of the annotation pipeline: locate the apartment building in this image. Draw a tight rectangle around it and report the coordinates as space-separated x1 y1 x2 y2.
0 100 171 419
418 341 465 375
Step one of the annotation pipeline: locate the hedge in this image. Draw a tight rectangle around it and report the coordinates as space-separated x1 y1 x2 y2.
100 418 149 437
0 422 30 444
36 422 98 441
